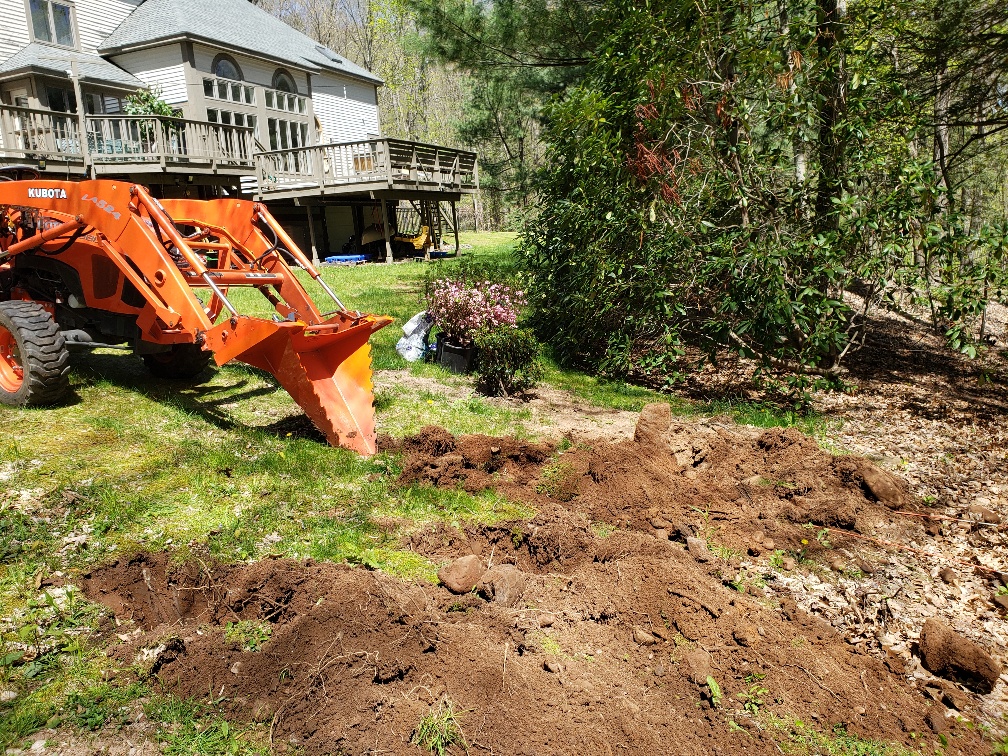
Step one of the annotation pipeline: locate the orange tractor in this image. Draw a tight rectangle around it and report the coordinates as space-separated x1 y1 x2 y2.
0 169 391 455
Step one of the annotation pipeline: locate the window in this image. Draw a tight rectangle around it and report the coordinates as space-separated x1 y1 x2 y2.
268 118 308 151
83 92 121 115
45 85 76 113
272 69 297 94
211 54 242 81
265 89 307 115
207 108 256 134
29 0 75 47
203 77 254 105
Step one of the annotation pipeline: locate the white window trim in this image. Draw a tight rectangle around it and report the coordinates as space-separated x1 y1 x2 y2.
24 0 80 51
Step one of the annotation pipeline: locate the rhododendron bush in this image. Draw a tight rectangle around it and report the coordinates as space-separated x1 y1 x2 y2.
423 264 542 394
426 278 526 346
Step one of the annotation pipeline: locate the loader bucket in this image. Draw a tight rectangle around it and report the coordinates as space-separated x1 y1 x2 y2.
214 314 392 456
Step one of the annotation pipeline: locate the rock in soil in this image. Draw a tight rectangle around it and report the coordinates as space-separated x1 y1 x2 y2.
681 648 713 686
632 626 658 646
860 465 906 508
924 706 950 734
438 555 486 594
968 503 1001 524
919 618 1002 693
544 659 563 673
686 537 713 562
476 564 527 606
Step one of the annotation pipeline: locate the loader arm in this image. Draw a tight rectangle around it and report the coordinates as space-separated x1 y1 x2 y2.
0 179 392 455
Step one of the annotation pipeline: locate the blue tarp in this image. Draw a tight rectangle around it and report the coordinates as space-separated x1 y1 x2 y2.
324 254 370 264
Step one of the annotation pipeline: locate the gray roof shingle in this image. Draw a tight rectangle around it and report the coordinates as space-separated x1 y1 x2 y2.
0 43 145 89
98 0 382 85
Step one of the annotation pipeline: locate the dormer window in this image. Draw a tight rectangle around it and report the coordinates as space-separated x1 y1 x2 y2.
29 0 76 47
212 54 243 81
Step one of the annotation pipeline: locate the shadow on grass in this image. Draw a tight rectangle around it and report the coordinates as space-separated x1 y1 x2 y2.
69 350 319 445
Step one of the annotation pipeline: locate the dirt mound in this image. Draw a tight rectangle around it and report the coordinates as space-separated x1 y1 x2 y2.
391 425 554 492
82 542 984 756
397 408 910 561
76 407 987 754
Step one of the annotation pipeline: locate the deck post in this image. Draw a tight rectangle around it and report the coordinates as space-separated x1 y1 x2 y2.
306 205 320 264
422 200 432 261
451 201 459 255
352 204 364 256
381 199 394 264
69 62 90 174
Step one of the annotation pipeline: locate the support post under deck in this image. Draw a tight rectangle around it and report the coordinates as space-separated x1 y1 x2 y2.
381 199 394 264
306 206 320 264
451 201 459 255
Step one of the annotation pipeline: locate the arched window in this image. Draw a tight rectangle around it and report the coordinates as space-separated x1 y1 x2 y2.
212 54 243 81
272 69 297 94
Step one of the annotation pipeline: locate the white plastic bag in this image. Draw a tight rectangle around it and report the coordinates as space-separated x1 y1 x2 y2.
396 311 432 362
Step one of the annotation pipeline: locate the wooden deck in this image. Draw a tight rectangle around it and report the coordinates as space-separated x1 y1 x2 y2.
0 105 256 178
254 138 479 200
0 105 478 201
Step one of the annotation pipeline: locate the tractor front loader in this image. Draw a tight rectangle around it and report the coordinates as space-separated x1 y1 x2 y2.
0 173 392 455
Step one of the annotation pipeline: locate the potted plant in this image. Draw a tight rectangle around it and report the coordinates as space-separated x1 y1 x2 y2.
425 277 525 374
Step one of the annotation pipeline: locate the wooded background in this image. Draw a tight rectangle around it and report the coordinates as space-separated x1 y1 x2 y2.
254 0 1008 391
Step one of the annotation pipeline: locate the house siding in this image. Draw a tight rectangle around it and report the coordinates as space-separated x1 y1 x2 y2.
192 43 309 92
110 45 188 104
312 74 379 143
0 0 31 62
76 0 142 54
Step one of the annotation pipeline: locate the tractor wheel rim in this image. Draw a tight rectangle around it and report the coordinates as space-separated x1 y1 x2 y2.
0 325 24 393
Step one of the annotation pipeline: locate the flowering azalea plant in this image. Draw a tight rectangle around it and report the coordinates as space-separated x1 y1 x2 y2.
426 278 527 346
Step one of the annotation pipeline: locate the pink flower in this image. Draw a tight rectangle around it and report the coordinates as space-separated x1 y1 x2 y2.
426 278 527 345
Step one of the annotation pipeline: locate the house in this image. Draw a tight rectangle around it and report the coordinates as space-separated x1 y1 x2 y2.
0 0 478 261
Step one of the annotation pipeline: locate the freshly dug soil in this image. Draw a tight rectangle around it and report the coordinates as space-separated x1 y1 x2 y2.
395 405 911 564
84 546 984 756
80 406 991 755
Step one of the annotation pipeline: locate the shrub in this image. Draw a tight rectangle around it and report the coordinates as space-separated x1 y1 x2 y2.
473 326 543 396
426 278 526 346
123 86 178 117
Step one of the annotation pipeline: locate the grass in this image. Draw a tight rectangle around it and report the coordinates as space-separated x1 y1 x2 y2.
767 715 918 756
411 699 468 755
223 621 272 652
0 230 836 750
146 696 269 756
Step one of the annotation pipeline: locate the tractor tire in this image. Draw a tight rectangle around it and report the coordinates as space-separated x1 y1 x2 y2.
142 344 213 380
0 301 71 406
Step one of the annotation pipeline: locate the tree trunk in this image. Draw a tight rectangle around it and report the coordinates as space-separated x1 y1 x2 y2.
780 0 808 204
719 6 748 227
814 0 848 234
933 60 952 214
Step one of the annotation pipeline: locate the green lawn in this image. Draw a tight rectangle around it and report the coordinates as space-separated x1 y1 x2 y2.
0 230 826 752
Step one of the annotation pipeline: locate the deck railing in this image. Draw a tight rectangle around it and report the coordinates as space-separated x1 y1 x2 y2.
256 138 478 195
86 115 256 168
0 105 84 163
0 105 255 172
0 104 476 196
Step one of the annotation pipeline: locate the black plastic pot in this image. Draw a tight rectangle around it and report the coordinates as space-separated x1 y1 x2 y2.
436 333 477 374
